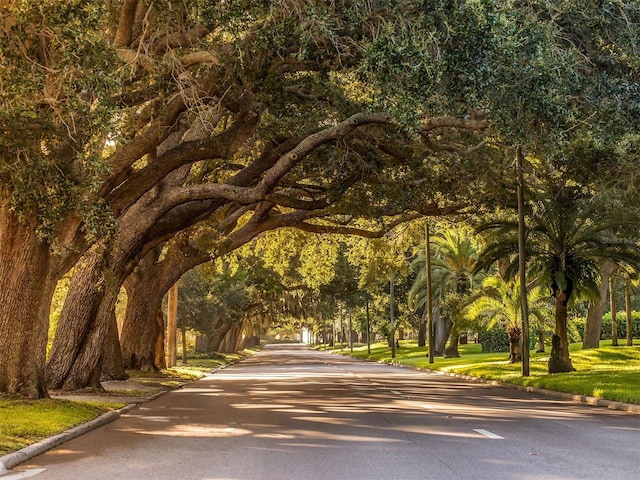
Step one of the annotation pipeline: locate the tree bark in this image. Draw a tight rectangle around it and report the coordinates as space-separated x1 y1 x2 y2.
610 276 618 346
101 309 128 381
548 290 574 373
444 328 460 358
434 309 452 356
121 254 166 371
47 246 126 391
583 260 616 349
507 325 522 363
0 211 58 398
536 328 545 353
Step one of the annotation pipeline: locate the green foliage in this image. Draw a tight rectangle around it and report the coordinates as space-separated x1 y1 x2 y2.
0 1 119 237
477 325 510 353
575 311 640 340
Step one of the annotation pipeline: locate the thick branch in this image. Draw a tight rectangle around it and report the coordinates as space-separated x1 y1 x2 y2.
256 113 392 194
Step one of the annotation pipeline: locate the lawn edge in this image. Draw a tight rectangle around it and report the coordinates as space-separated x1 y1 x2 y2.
373 356 640 414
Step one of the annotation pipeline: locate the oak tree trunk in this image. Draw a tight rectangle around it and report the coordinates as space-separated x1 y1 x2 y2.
583 260 616 349
101 309 128 381
0 211 58 398
47 246 125 390
121 263 166 372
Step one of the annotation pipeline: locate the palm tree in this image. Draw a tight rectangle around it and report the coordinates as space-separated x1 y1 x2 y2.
409 229 483 357
465 276 553 363
476 186 640 373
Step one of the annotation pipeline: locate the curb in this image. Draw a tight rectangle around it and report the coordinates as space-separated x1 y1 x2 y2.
0 390 168 475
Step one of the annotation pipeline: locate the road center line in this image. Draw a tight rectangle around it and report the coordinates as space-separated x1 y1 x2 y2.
473 429 504 439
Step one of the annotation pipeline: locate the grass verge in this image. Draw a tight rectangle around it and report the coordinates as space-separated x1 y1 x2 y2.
335 339 640 405
0 397 124 456
0 348 258 456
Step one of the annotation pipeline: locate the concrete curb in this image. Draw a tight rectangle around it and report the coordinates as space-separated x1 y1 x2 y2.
0 357 250 474
380 358 640 414
0 390 169 475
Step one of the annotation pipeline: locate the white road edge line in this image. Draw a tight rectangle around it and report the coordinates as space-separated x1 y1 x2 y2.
473 429 504 439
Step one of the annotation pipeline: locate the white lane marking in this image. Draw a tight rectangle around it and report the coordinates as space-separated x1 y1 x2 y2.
0 469 47 479
473 429 504 439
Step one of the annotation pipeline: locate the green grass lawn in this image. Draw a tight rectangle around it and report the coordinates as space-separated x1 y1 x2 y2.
335 339 640 405
0 349 259 456
0 398 123 456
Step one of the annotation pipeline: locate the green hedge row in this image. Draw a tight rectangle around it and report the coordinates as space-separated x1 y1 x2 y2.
478 326 537 353
574 311 640 340
478 325 510 353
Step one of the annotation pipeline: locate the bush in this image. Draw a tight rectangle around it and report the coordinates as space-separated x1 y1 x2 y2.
574 311 640 340
478 325 509 353
601 311 640 339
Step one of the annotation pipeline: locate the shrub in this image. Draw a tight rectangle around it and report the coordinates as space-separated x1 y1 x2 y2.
574 311 640 341
478 325 509 353
601 311 640 339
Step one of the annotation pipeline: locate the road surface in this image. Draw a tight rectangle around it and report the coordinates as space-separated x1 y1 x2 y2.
12 344 640 480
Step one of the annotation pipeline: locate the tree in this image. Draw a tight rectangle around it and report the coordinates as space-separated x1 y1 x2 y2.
476 185 640 373
410 228 483 357
465 276 553 363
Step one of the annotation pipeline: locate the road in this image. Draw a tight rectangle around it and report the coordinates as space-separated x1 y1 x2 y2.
11 344 640 480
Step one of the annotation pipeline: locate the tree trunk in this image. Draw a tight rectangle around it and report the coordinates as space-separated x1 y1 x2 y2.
625 278 633 346
507 325 522 363
417 317 426 347
47 246 123 391
434 310 452 356
121 270 165 372
181 327 188 363
444 328 460 358
101 309 128 381
0 211 58 398
610 276 618 346
583 260 616 349
210 320 233 352
548 290 574 373
155 309 167 369
536 328 545 353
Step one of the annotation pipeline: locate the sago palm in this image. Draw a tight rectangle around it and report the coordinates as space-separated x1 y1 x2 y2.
465 275 553 363
409 229 483 357
476 186 640 373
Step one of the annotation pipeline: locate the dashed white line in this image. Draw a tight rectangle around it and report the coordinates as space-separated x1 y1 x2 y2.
473 429 504 439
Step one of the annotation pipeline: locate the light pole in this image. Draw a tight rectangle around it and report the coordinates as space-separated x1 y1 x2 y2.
425 221 435 364
390 276 396 359
516 146 530 376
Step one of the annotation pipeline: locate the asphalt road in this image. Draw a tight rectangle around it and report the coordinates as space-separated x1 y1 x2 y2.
12 344 640 480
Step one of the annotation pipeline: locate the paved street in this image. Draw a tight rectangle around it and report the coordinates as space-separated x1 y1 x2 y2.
12 344 640 480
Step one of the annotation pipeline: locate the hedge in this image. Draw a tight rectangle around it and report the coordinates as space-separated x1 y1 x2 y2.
574 311 640 340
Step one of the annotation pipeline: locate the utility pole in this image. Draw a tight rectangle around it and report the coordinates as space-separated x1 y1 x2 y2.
349 307 353 353
425 221 435 364
366 297 371 355
167 283 178 367
390 276 396 359
516 146 530 376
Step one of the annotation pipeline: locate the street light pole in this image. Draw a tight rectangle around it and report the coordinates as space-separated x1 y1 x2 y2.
425 221 435 364
516 146 530 377
390 276 396 359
